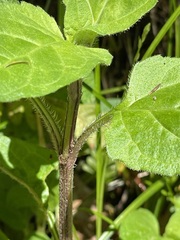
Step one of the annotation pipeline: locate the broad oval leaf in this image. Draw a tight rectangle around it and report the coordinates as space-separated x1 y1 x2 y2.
164 211 180 240
0 2 112 102
105 56 180 176
63 0 158 44
120 208 161 240
0 173 39 230
0 135 57 206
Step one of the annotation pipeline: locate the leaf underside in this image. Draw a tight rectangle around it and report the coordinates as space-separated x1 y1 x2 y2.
0 1 112 102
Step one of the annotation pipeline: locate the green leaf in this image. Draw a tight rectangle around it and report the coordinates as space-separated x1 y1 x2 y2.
0 2 112 102
0 135 57 206
27 231 51 240
164 211 180 240
134 23 151 62
105 56 180 176
0 230 9 240
63 0 158 44
120 208 162 240
0 173 37 230
46 170 59 212
0 0 18 3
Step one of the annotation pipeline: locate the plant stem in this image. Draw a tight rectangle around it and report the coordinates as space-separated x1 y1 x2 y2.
57 0 65 34
82 82 112 108
175 5 180 57
36 112 46 148
70 110 113 166
101 86 126 95
61 80 82 158
142 6 180 59
59 158 73 240
29 97 62 154
167 1 175 56
44 0 52 12
94 65 102 238
47 211 59 240
94 64 107 239
59 80 82 240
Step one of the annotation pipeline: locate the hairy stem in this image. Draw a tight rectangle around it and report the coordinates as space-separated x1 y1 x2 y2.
68 110 114 168
61 80 82 157
59 158 73 240
59 80 82 240
29 97 62 154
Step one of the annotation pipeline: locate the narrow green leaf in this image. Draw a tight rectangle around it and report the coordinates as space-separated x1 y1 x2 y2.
134 23 151 62
0 2 112 102
63 0 158 44
120 208 162 240
105 56 180 176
